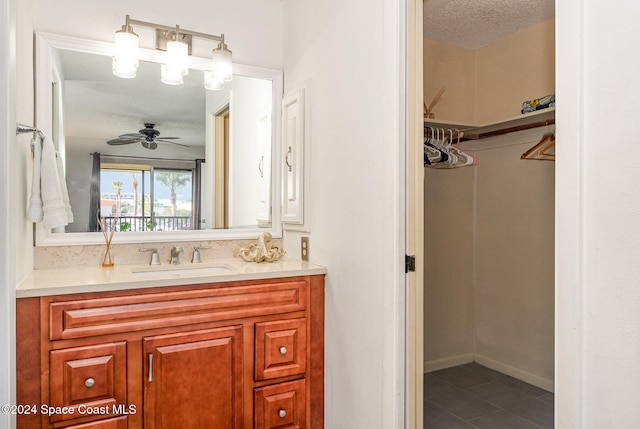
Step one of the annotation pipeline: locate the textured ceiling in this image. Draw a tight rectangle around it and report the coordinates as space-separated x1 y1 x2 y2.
424 0 555 49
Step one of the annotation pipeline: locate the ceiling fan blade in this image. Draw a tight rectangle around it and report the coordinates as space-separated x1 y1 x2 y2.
107 138 140 145
156 139 190 147
156 137 181 139
118 133 144 138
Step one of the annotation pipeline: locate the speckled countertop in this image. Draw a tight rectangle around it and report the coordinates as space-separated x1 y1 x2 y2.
17 257 327 298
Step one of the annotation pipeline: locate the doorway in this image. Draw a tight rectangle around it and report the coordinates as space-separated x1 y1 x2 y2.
411 1 556 428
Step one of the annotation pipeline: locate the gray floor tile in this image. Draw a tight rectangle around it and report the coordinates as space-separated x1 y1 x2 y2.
424 373 463 400
468 410 543 429
425 363 554 429
424 401 477 429
504 396 554 429
431 365 492 390
427 387 500 421
466 381 534 408
538 392 554 405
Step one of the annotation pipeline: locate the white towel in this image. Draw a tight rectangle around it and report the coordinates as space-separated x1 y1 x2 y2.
28 133 74 229
27 135 43 222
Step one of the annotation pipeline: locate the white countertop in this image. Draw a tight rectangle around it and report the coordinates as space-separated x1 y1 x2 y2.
16 257 327 298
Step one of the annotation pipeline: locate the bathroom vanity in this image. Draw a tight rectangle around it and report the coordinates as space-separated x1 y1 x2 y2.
16 259 325 429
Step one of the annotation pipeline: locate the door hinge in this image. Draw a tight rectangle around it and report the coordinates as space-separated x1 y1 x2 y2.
405 255 416 273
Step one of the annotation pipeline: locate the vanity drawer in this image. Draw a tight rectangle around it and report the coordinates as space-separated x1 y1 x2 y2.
49 280 308 340
254 379 306 429
49 342 127 423
255 318 307 381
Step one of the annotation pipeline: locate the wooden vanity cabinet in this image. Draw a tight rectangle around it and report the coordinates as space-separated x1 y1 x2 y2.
17 275 324 429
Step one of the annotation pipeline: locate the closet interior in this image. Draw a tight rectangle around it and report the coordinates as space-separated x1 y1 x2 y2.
422 0 556 405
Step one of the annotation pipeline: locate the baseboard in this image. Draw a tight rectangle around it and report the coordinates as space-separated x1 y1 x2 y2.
473 354 554 392
423 353 554 393
424 353 473 373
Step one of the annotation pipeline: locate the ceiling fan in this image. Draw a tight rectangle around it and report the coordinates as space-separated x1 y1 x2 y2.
106 123 189 150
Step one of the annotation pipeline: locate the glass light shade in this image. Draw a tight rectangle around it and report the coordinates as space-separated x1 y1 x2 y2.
211 44 233 82
204 70 224 90
112 29 139 78
161 39 189 85
161 64 184 85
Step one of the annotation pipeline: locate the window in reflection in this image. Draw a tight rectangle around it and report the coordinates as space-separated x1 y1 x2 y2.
95 157 202 232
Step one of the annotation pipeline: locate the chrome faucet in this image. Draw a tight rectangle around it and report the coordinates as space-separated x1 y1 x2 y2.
139 248 161 265
191 245 211 263
170 246 184 264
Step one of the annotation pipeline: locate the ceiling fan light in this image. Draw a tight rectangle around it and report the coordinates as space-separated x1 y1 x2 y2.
204 70 224 90
113 26 139 79
211 42 233 82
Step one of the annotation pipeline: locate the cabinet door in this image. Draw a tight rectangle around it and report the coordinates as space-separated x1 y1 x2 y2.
281 88 305 224
143 326 243 429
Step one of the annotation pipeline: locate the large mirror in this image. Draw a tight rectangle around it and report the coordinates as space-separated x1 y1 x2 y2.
35 33 282 245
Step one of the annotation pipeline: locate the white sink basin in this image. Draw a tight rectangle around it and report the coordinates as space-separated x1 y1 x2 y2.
132 264 233 277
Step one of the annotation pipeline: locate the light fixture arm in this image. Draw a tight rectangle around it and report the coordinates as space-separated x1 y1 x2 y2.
125 15 225 44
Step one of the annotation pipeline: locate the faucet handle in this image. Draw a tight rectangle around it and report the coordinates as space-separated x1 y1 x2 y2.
139 248 161 265
192 245 211 263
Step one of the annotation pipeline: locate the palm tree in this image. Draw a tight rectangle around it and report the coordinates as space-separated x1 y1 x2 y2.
155 172 189 216
112 180 123 214
130 173 139 217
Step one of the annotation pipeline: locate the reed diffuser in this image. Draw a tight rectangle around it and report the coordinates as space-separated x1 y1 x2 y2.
97 215 118 267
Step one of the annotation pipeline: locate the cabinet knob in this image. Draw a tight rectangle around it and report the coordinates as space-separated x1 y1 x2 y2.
279 409 287 418
84 378 95 388
279 346 287 355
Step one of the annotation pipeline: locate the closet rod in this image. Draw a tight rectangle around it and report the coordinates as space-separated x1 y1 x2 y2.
462 118 555 140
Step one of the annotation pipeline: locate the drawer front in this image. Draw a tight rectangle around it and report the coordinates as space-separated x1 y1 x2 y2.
255 318 307 381
254 379 306 429
64 415 128 428
49 280 308 340
49 342 127 423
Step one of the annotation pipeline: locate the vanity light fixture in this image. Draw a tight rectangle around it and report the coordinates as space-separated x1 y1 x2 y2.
113 15 232 90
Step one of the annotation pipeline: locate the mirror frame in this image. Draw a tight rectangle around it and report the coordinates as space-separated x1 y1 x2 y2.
35 32 283 246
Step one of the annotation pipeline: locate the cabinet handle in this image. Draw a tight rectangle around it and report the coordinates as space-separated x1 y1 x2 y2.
148 354 153 382
285 146 293 172
84 378 95 388
279 409 287 418
258 155 264 178
279 346 287 355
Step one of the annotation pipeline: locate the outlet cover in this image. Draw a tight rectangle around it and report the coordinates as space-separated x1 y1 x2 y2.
301 237 309 261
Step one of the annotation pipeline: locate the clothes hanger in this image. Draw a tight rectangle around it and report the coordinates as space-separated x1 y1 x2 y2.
521 131 555 161
424 126 446 164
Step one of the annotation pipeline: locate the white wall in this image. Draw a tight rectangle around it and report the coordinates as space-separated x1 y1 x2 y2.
282 0 405 427
2 0 34 427
556 1 640 427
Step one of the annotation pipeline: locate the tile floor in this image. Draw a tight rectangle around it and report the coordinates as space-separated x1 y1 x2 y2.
424 363 554 429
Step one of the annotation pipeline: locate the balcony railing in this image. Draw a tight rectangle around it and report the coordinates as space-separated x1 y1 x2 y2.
103 215 192 231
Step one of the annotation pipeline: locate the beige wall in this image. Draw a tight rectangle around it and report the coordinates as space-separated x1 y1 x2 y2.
423 166 475 367
424 18 555 125
423 39 475 123
474 19 555 123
